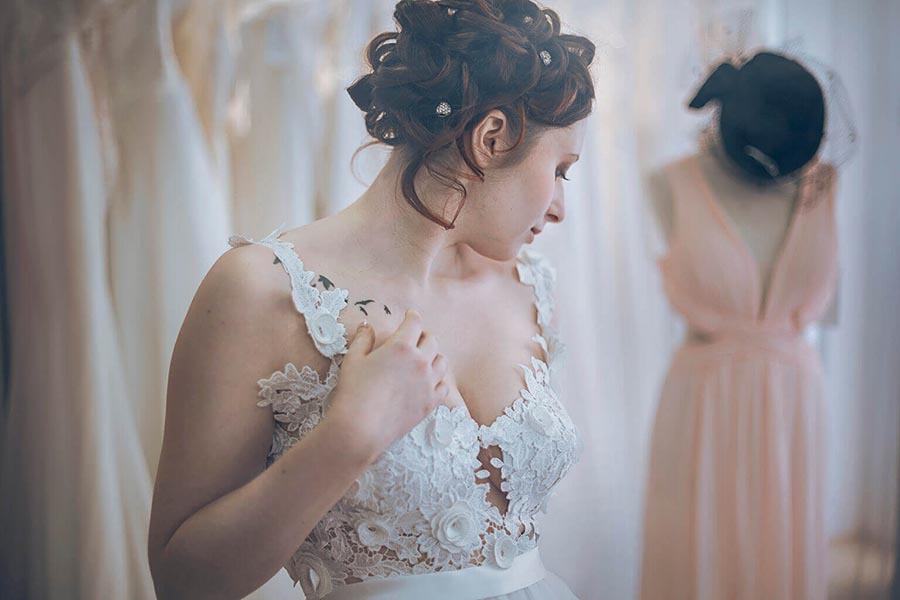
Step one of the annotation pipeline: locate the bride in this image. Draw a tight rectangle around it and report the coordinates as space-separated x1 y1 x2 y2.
148 1 595 598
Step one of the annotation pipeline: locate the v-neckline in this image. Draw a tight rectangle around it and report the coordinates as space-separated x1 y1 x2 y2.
248 231 559 519
690 154 805 322
286 237 552 433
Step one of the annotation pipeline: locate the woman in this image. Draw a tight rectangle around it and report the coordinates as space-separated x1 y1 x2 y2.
148 1 595 598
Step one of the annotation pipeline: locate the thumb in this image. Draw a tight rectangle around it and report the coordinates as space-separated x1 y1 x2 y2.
346 320 374 358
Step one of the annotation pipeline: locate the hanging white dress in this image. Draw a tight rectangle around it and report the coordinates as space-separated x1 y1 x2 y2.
104 0 233 477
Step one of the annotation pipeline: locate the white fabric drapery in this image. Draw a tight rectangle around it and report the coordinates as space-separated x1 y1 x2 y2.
1 1 897 599
0 4 157 597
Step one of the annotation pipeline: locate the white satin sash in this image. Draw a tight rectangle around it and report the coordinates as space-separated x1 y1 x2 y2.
325 547 547 600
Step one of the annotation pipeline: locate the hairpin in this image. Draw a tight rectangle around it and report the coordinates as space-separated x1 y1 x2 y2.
744 145 780 177
435 100 452 117
540 49 552 65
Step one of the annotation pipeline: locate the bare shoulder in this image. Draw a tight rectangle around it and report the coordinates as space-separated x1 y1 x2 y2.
276 220 387 337
198 238 323 365
148 233 324 561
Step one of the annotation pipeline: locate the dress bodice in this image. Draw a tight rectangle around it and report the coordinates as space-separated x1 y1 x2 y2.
657 155 839 340
227 226 579 599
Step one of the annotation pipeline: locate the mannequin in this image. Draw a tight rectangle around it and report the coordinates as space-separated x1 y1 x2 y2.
647 144 840 341
639 50 843 600
649 50 841 339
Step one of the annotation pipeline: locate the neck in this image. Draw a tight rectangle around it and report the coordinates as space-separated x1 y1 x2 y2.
332 149 502 295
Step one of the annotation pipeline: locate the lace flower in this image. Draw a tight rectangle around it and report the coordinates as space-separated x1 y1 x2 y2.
289 551 334 599
357 516 394 548
526 403 558 435
307 306 346 356
346 470 377 506
484 531 520 568
431 500 480 554
428 414 457 447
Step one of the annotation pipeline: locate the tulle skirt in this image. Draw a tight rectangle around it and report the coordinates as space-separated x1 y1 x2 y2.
489 570 580 600
640 337 828 600
324 547 579 600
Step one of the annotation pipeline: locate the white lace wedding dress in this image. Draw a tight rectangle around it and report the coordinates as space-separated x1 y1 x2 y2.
228 226 582 600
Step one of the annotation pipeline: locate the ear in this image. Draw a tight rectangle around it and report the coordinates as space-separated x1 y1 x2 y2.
469 109 511 170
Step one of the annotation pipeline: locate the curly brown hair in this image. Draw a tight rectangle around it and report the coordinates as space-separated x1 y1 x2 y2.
346 0 596 229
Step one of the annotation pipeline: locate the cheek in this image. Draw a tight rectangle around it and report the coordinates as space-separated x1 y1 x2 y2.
528 170 556 210
491 166 554 232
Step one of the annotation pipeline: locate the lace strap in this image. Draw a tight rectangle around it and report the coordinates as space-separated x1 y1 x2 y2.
227 223 350 361
515 248 556 331
516 248 568 374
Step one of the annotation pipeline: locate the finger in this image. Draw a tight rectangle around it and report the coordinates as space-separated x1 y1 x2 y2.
347 320 374 358
418 330 438 358
392 308 424 348
432 353 447 377
432 355 451 389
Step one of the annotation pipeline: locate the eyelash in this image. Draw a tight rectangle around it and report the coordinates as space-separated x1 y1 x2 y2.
556 170 571 181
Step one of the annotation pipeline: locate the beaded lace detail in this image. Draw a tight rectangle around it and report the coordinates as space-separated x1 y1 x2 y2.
227 226 578 598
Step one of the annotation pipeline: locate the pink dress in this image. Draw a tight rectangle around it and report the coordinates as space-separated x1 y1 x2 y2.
640 155 839 600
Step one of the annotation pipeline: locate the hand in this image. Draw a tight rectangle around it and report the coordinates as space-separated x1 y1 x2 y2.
326 309 449 461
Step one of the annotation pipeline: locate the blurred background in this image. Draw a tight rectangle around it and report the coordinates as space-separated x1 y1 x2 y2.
0 0 897 599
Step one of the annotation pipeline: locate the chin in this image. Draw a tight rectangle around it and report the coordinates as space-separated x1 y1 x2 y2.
473 244 518 263
468 235 527 262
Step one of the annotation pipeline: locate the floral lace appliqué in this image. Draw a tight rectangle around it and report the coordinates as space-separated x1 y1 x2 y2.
229 229 580 598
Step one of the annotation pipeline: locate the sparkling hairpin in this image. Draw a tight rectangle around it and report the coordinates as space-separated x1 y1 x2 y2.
435 100 452 117
447 7 457 15
540 49 552 65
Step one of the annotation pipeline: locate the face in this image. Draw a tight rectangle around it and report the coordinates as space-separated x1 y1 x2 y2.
456 114 587 261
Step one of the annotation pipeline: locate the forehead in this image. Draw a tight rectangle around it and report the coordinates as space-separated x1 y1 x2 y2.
538 120 587 153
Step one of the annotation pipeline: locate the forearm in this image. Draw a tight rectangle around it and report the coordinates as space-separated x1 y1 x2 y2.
152 410 378 599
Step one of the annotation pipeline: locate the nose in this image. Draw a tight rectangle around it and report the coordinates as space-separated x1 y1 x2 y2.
546 195 565 224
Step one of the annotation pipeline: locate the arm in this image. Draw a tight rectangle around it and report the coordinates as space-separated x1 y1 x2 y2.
147 244 378 600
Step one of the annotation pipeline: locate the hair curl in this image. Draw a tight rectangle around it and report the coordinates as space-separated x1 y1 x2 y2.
346 0 596 229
